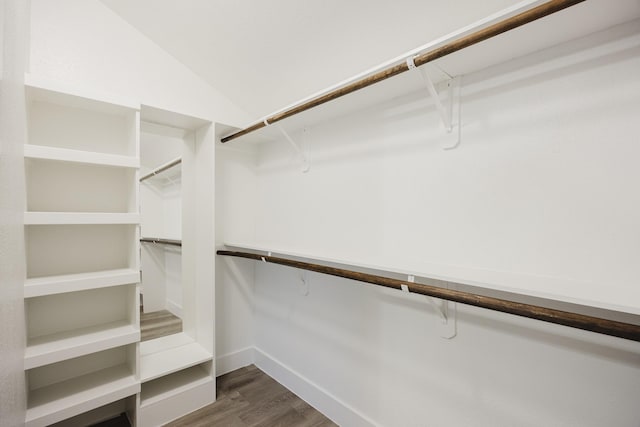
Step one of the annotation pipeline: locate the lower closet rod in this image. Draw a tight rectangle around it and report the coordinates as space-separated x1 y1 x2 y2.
217 250 640 342
141 237 182 247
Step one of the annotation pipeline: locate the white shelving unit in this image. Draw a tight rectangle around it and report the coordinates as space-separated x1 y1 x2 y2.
25 349 139 427
24 212 140 225
139 333 212 382
136 106 216 427
138 333 213 427
24 144 139 168
138 364 213 427
23 76 141 426
21 75 217 425
24 269 140 298
25 320 139 370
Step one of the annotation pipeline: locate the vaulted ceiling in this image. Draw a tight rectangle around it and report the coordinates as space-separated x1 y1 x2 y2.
100 0 520 118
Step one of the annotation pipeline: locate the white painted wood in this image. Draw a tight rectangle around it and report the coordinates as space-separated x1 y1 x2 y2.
26 286 134 340
23 76 141 426
25 321 139 369
140 364 212 407
215 347 254 377
223 239 640 316
255 347 374 427
24 269 139 298
23 145 139 168
141 105 208 131
26 224 137 278
138 106 215 419
24 212 140 225
25 364 139 427
26 158 138 213
48 399 131 427
140 332 193 354
27 93 137 156
138 371 213 427
139 333 212 383
25 74 140 113
218 0 640 135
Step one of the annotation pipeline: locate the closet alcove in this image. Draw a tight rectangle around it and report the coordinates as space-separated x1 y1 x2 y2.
136 105 216 427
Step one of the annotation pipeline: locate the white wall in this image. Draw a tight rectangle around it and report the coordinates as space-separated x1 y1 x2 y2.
217 20 640 426
29 0 250 128
0 0 28 425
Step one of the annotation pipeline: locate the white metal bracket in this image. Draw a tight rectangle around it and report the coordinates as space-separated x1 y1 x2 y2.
406 57 461 150
273 121 310 173
406 275 457 339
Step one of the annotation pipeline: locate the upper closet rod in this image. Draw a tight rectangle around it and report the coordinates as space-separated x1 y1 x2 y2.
139 157 181 182
221 0 584 143
217 250 640 342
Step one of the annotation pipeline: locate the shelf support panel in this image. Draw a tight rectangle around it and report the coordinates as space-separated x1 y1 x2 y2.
407 58 461 150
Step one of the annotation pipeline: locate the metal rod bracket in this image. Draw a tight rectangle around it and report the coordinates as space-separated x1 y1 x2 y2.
274 123 310 173
408 274 457 339
407 57 462 150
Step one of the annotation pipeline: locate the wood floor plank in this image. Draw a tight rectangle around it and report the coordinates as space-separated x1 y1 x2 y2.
166 365 337 427
140 309 182 341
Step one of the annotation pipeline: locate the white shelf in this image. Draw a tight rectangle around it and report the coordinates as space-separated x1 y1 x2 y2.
25 321 139 370
222 242 640 316
140 333 212 383
25 74 140 113
25 364 139 427
226 0 640 146
24 269 140 298
140 364 212 407
24 212 140 225
24 144 139 168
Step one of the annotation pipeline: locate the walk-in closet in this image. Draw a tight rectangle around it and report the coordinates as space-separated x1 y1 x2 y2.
1 0 639 426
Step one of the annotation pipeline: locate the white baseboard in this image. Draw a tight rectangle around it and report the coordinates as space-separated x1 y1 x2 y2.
165 299 183 318
254 347 379 427
216 347 255 376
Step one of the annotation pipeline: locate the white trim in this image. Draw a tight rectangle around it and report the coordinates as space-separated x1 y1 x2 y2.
165 299 183 319
215 347 255 377
254 347 381 427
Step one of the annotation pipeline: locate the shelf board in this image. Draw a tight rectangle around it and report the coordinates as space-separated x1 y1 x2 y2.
24 212 140 225
24 268 140 298
24 144 139 168
25 364 139 427
140 333 212 383
222 242 640 316
225 0 640 146
25 321 140 370
140 364 213 407
25 74 140 113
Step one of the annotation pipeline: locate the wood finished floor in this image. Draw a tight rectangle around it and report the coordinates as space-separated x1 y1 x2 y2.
95 311 335 426
140 309 183 341
93 365 335 427
165 364 337 427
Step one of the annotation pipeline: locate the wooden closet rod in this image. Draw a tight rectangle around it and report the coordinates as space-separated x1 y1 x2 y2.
217 250 640 342
139 158 182 182
141 237 182 247
221 0 585 144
